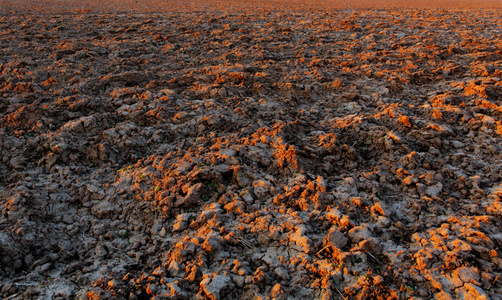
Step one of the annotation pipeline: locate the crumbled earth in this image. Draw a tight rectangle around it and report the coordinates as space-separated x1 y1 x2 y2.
1 3 502 300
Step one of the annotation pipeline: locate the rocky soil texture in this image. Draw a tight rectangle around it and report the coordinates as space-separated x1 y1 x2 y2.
1 6 502 300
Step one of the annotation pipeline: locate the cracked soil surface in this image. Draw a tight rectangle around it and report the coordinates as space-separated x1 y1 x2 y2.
1 1 502 299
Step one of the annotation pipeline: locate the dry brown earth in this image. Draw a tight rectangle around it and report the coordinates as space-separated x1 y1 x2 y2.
1 1 502 299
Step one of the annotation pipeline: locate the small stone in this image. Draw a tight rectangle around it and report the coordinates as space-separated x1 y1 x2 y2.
158 88 176 98
206 114 220 126
453 267 480 284
416 288 429 297
274 267 290 280
39 262 52 273
398 115 412 127
146 284 157 295
252 179 272 199
348 223 372 242
152 267 165 276
173 214 190 232
344 102 362 113
172 111 188 123
232 275 245 288
224 201 245 214
172 161 195 176
373 216 390 231
234 167 252 188
326 230 348 250
357 239 381 253
1 283 16 295
262 249 280 268
457 283 490 300
164 280 187 298
452 140 464 148
289 225 313 253
168 261 185 277
373 275 384 285
91 201 119 218
436 291 453 300
240 190 254 203
270 283 286 299
44 152 59 169
491 183 502 196
426 182 443 197
95 244 108 258
402 175 418 185
201 274 233 300
159 227 166 237
202 233 221 253
199 203 223 222
326 208 342 222
87 184 106 200
257 234 269 246
449 238 472 252
370 202 386 216
9 156 26 169
339 215 352 227
176 183 203 207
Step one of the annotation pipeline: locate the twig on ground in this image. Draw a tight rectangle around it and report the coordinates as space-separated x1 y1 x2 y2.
334 286 347 300
316 245 330 256
364 250 382 265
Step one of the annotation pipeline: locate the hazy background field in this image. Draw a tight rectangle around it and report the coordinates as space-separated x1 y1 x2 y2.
2 0 502 14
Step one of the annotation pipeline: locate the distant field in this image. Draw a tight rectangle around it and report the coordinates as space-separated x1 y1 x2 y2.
2 0 502 14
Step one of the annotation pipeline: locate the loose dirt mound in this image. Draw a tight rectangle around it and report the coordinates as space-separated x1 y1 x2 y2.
1 6 502 300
